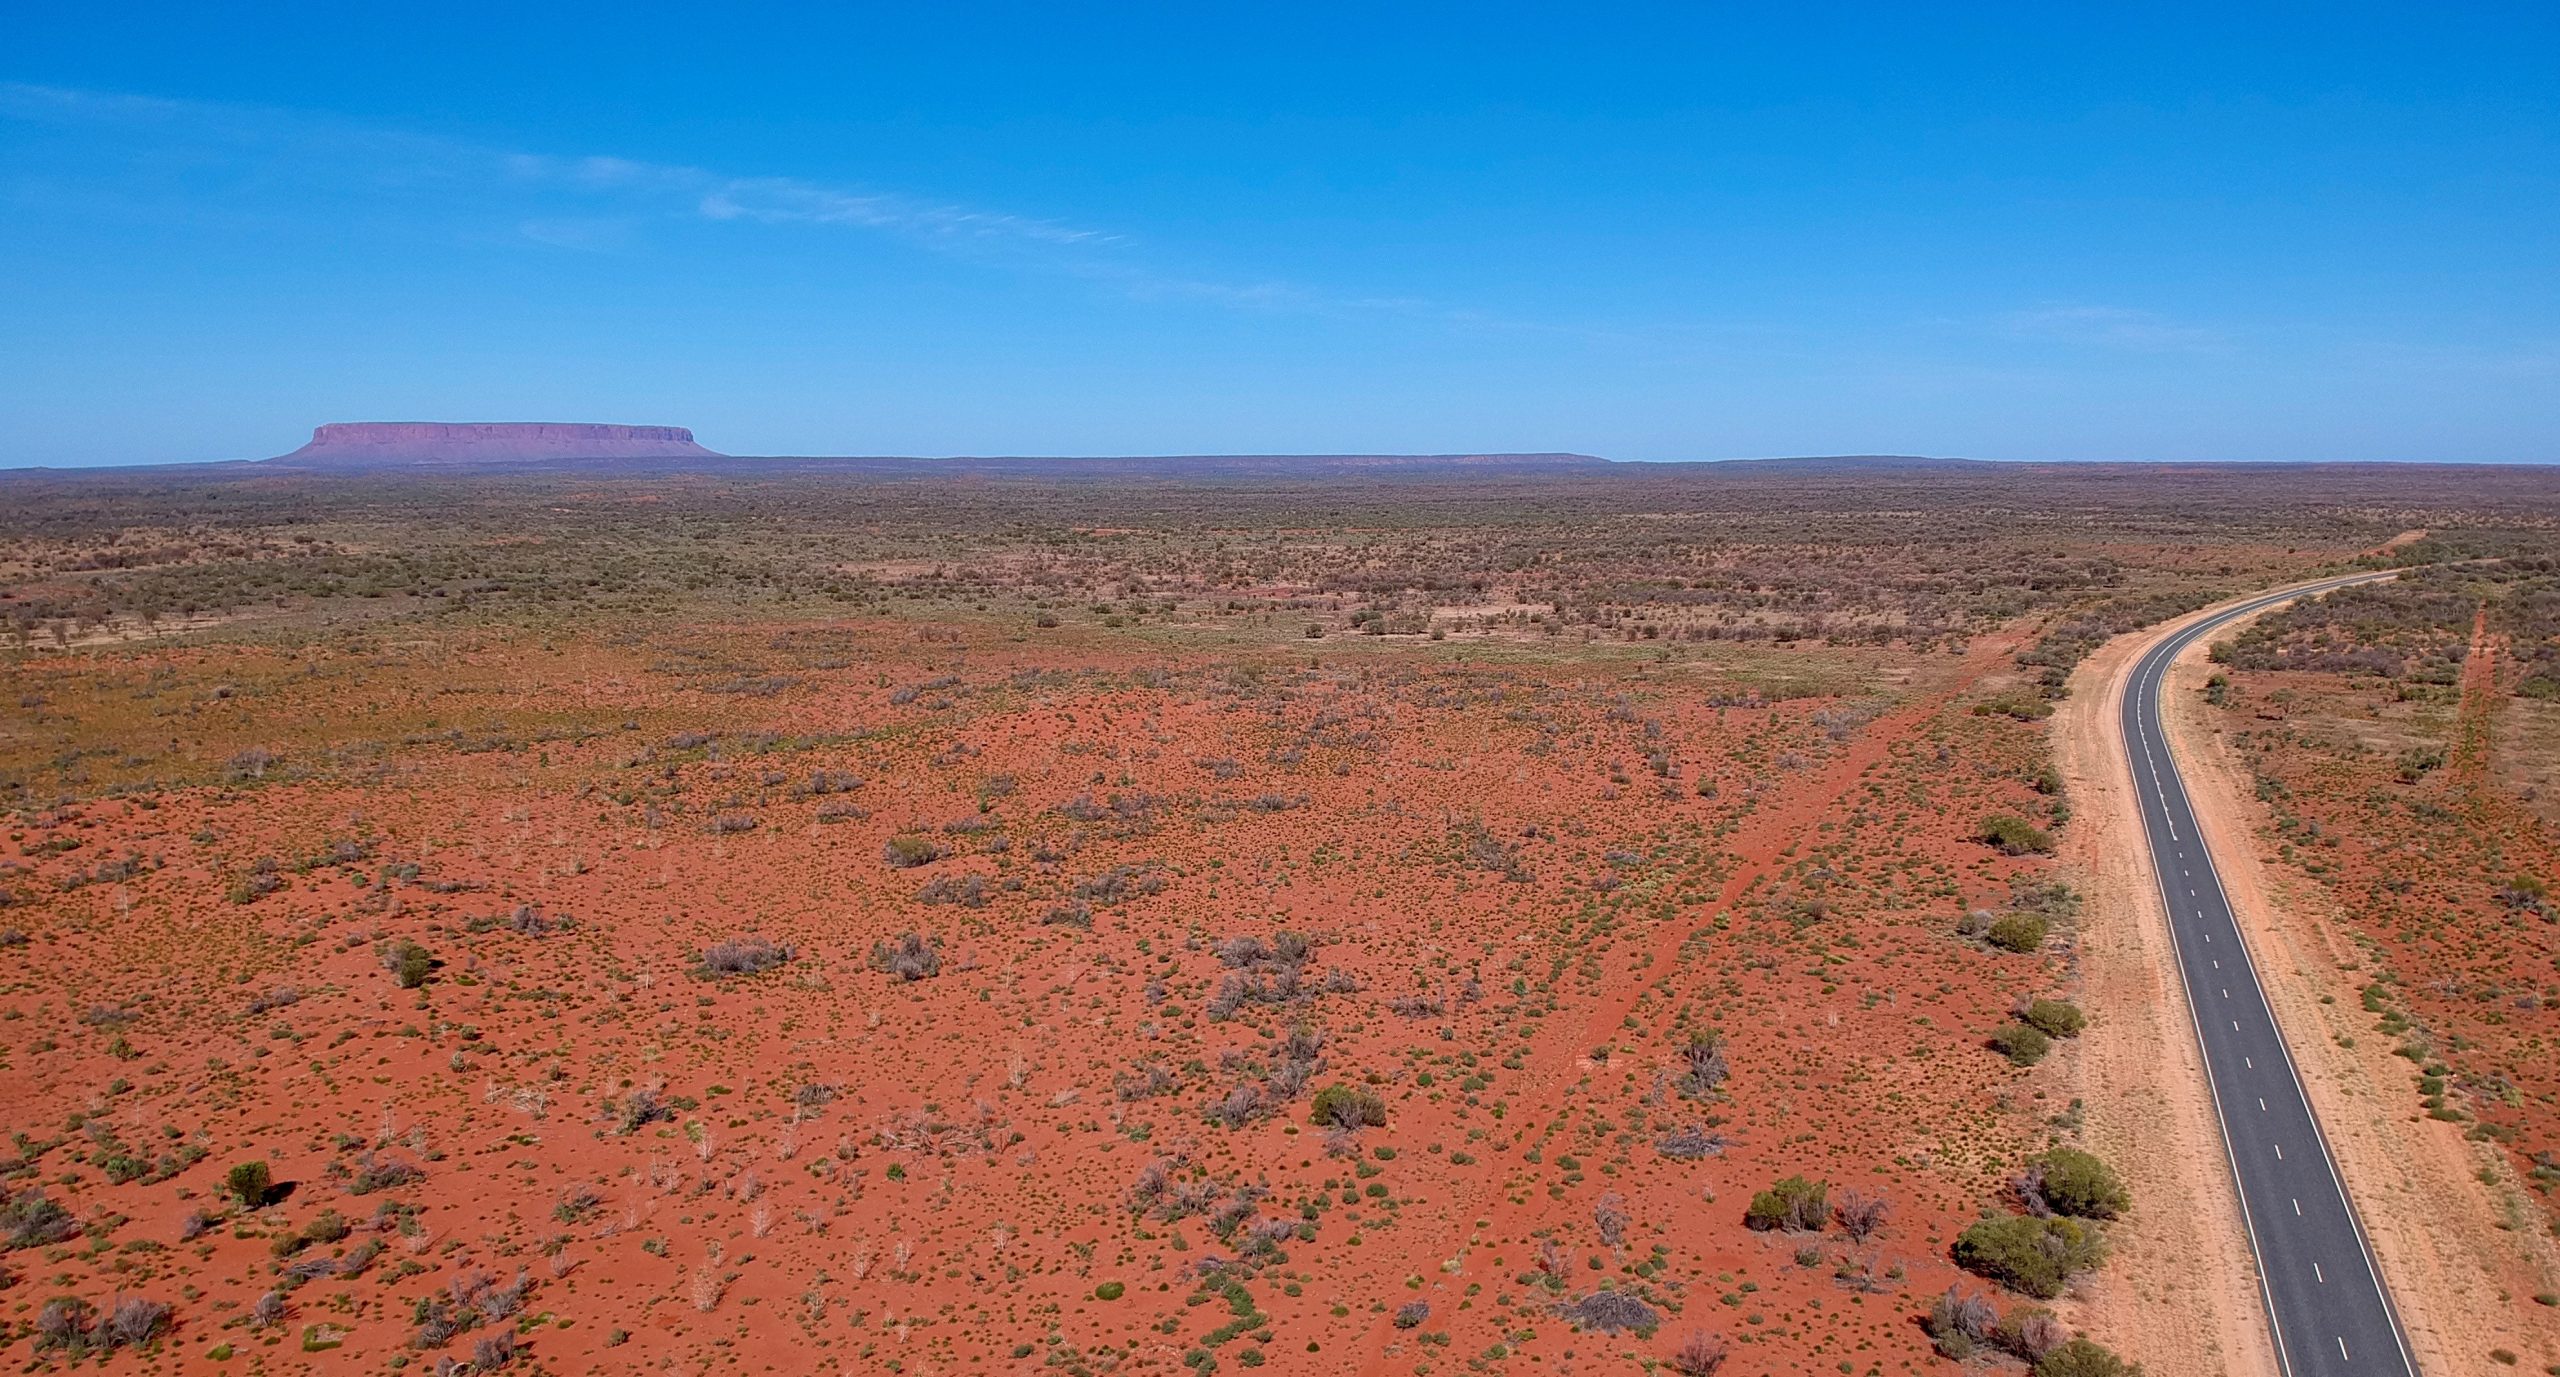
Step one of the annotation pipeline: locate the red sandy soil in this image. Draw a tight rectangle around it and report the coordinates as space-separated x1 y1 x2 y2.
2 620 2115 1374
2207 616 2559 1206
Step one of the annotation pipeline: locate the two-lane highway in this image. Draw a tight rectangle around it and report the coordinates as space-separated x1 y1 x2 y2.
2121 576 2418 1377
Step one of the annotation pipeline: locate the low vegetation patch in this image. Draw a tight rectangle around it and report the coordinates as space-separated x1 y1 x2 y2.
870 931 943 980
2018 1147 2128 1219
1307 1084 1386 1129
1989 1022 2051 1066
697 937 794 979
1953 1213 2108 1298
1979 814 2056 856
1743 1174 1830 1232
2019 997 2085 1038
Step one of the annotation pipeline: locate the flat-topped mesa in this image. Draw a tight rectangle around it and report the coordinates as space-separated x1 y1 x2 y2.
274 422 722 466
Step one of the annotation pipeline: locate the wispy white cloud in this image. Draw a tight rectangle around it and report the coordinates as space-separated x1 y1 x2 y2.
0 81 1492 325
2002 303 2228 353
692 175 1115 247
2 82 1117 259
2336 336 2560 380
514 216 636 253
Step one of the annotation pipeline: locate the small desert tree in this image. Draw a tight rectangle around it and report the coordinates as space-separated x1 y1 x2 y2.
2020 998 2085 1038
882 835 943 869
1952 1214 2107 1298
1980 814 2056 855
1668 1329 1729 1376
1743 1175 1830 1232
2019 1147 2129 1219
1677 1030 1729 1098
1592 1192 1629 1248
1308 1084 1386 1129
1834 1188 1889 1241
870 932 942 980
2034 1337 2136 1377
1987 912 2049 952
377 940 433 989
226 1159 274 1209
697 938 794 979
1990 1021 2052 1066
1923 1286 1997 1359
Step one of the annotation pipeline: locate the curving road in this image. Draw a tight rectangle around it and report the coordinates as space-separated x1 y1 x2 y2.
2122 575 2418 1377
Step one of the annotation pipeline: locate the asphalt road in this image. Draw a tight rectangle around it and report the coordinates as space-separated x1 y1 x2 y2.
2121 575 2419 1377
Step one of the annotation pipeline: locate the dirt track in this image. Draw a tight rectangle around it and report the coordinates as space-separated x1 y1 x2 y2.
1341 628 2035 1375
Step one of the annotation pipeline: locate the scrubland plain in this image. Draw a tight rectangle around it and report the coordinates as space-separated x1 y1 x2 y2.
0 458 2553 1374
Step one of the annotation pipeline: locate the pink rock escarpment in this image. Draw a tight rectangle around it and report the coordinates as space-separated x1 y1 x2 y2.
273 422 721 466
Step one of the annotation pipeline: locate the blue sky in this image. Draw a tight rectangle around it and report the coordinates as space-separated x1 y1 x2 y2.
5 4 2556 465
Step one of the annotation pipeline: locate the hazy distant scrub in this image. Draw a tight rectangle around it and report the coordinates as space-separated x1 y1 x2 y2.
2016 588 2225 691
2220 574 2478 678
18 458 2535 655
2222 558 2560 697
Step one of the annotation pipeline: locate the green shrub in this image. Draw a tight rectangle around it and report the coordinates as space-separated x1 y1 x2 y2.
1980 815 2056 855
1309 1084 1387 1129
1743 1175 1830 1232
1095 1281 1126 1300
2021 998 2085 1038
2034 1337 2135 1377
0 1189 78 1250
882 835 943 869
2025 1147 2129 1219
226 1159 273 1209
870 931 943 981
1953 1214 2107 1298
1922 1286 1994 1359
1993 1306 2067 1362
1990 1023 2051 1066
226 870 285 905
388 941 432 989
1987 913 2049 952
